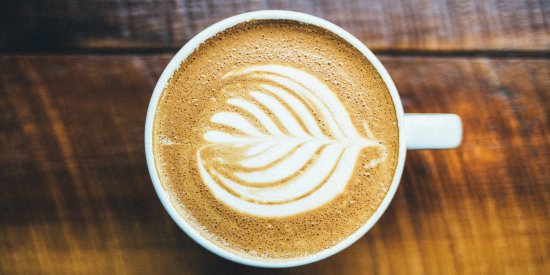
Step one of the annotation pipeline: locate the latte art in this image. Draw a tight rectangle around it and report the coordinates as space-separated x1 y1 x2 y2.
198 65 387 217
153 20 399 259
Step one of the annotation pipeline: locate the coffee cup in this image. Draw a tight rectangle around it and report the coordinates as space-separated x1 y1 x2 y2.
145 10 462 268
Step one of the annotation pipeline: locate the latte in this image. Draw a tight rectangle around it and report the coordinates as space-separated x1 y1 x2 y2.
153 20 398 260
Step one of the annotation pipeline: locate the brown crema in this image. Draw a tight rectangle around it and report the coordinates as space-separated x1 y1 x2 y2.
153 20 399 261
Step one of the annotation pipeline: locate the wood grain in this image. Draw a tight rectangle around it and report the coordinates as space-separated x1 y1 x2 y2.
0 55 548 274
1 0 549 52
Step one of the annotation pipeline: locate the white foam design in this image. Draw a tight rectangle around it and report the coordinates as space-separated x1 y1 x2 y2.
197 64 386 217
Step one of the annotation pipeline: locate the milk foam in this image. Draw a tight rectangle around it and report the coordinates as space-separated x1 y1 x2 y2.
197 65 386 217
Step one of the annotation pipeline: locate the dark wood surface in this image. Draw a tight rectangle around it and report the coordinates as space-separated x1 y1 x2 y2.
1 0 549 274
1 55 549 274
1 0 549 52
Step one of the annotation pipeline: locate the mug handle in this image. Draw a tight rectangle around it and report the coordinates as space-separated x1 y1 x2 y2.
404 114 463 149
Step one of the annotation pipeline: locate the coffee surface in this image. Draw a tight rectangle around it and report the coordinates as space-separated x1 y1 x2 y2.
153 20 398 260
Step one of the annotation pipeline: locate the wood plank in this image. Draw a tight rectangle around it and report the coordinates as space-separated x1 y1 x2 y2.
0 55 548 274
1 0 549 52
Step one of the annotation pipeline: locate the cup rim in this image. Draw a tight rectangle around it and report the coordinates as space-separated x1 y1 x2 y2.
145 10 406 268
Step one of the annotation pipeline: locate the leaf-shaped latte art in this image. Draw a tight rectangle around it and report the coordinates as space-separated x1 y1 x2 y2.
197 65 386 217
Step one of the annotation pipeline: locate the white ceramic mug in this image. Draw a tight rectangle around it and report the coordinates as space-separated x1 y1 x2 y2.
145 10 462 268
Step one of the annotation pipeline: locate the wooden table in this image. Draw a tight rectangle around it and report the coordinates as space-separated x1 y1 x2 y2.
1 1 549 274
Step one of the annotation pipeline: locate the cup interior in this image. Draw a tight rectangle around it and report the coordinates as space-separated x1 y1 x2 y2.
145 10 407 268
